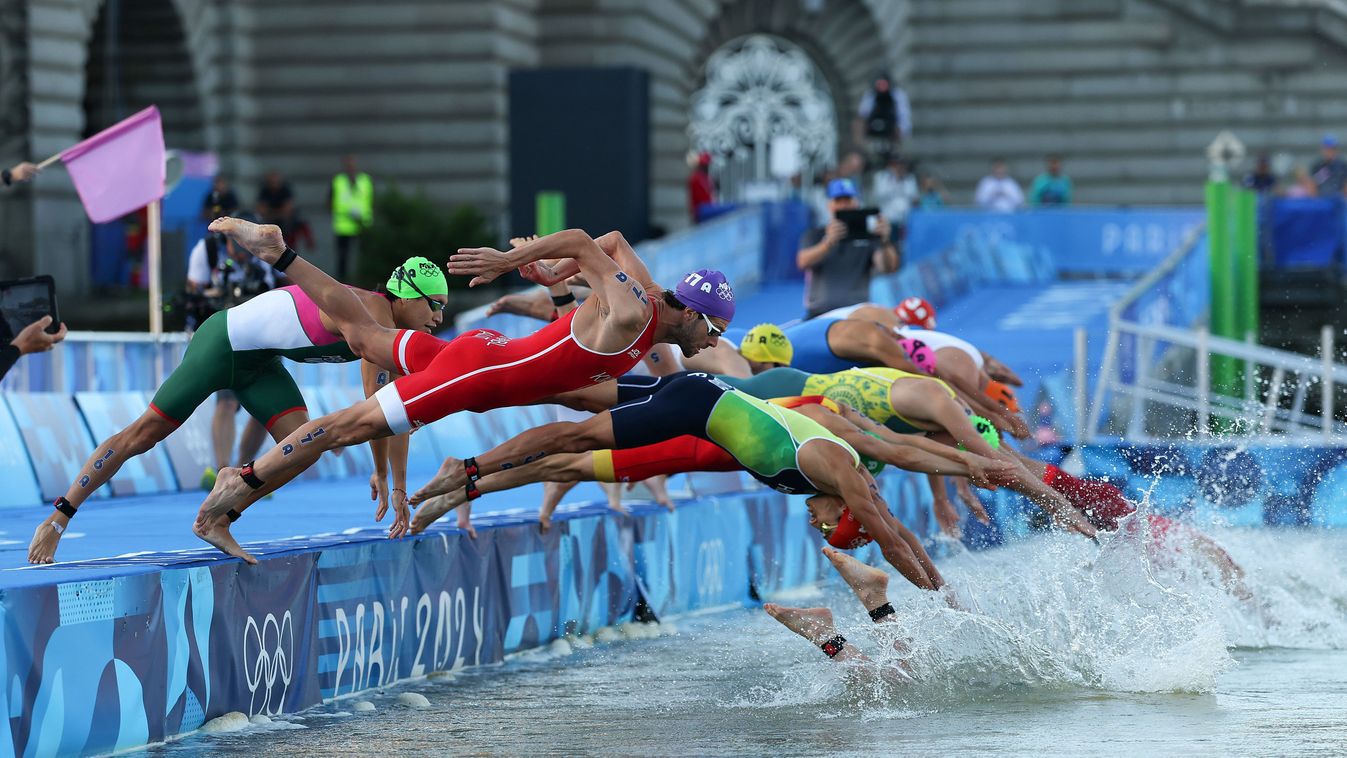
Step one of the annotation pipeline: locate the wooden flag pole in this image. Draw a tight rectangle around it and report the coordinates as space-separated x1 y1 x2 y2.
148 199 163 335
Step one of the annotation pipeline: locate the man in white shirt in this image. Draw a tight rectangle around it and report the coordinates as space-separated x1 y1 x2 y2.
974 158 1025 213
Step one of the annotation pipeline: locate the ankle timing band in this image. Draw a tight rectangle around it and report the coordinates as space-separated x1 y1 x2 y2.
226 509 241 523
239 461 265 490
53 496 77 519
820 634 847 658
869 602 895 622
464 457 482 501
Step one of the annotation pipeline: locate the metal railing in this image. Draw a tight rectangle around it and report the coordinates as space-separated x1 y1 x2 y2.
1085 221 1347 442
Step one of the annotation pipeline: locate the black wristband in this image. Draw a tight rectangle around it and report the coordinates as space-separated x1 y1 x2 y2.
550 292 576 307
53 496 77 519
820 634 847 658
273 246 299 272
868 602 895 622
1 169 11 187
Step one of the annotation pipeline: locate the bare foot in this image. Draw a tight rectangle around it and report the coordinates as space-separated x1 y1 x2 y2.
194 467 252 530
207 217 287 264
28 516 68 564
411 493 461 534
456 504 477 539
763 604 839 644
823 546 890 612
193 516 258 565
409 456 464 506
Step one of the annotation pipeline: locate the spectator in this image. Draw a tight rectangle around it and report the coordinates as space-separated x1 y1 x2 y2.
796 178 899 318
837 150 866 186
687 151 715 223
200 175 239 221
1285 166 1317 198
1028 154 1073 206
0 316 66 381
871 157 919 239
1310 135 1347 197
918 173 948 209
329 154 374 282
1242 153 1278 195
1 161 39 188
853 74 912 167
974 158 1024 212
255 170 296 236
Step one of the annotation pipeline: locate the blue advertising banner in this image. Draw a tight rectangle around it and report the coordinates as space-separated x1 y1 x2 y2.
4 393 106 503
75 391 178 497
904 207 1204 275
0 398 42 508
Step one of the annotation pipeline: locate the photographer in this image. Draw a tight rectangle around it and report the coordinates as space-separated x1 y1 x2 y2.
1 316 67 381
797 178 900 319
183 231 278 330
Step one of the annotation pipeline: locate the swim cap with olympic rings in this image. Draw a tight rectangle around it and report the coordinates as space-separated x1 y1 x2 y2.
826 507 874 549
675 269 735 321
899 337 938 375
387 256 449 299
894 296 937 329
740 323 793 365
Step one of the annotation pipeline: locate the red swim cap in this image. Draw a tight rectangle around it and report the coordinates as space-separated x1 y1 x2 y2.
826 508 874 549
894 296 937 329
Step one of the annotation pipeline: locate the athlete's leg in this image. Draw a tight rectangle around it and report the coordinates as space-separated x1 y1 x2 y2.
27 409 178 564
763 605 869 663
212 392 240 471
208 217 400 366
410 424 612 531
411 375 716 506
236 418 268 465
193 397 394 563
824 546 916 666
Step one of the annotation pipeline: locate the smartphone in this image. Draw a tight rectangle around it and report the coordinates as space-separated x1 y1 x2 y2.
836 207 881 240
0 276 60 341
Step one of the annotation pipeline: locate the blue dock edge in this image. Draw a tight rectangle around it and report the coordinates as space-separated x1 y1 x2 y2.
0 486 899 757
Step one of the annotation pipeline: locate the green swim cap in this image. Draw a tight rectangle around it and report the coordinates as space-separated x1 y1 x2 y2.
387 256 448 299
958 415 1001 451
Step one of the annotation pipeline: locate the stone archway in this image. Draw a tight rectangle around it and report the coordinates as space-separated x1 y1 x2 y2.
82 0 205 148
689 34 839 202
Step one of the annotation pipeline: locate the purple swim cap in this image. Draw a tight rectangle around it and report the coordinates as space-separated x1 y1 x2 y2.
675 269 735 322
899 337 938 375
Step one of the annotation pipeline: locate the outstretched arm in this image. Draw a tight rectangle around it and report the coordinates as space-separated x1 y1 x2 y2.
448 229 652 330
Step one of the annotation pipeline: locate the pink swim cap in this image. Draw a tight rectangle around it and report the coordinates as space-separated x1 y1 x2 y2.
899 337 938 375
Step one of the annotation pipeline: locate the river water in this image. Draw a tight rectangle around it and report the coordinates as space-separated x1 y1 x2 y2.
141 526 1347 756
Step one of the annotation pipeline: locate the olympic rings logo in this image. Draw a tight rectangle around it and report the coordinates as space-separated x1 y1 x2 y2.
243 611 294 716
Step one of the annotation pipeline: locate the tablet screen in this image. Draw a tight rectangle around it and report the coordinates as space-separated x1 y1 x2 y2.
0 277 57 342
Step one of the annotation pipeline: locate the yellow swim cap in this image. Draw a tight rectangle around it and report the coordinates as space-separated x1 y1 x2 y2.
740 323 793 365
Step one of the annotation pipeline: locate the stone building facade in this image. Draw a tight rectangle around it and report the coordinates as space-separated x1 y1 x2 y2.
4 0 1347 300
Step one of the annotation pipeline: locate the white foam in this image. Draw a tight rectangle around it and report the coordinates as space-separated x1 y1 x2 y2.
352 701 376 712
397 692 430 708
200 712 250 733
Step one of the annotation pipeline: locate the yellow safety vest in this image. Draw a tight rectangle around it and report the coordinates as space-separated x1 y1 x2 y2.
332 173 373 236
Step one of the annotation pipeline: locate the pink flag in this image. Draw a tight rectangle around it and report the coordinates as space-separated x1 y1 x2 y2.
61 106 165 223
